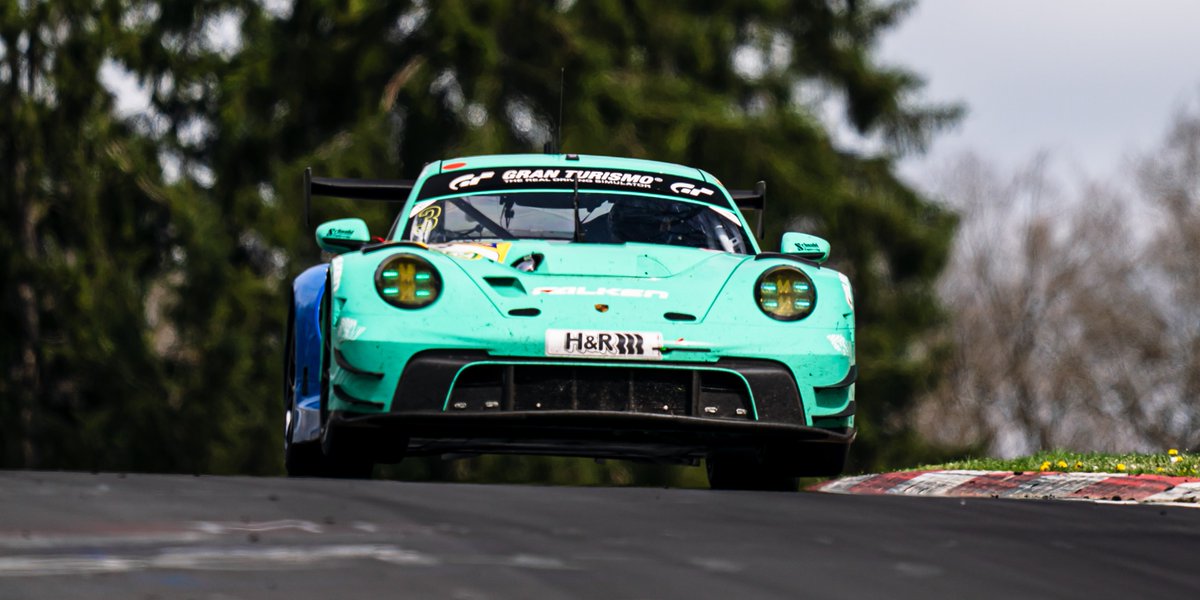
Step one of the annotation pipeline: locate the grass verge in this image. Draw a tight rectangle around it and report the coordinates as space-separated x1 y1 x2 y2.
912 449 1199 477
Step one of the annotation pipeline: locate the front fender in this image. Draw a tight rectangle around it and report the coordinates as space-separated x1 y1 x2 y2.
292 264 329 414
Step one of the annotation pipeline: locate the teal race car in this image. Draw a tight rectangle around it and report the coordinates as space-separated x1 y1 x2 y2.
284 153 856 490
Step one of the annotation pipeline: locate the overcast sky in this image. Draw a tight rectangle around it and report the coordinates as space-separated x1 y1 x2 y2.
880 0 1200 187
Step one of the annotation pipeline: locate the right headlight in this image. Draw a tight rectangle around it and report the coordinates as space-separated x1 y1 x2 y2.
375 254 441 308
755 266 816 321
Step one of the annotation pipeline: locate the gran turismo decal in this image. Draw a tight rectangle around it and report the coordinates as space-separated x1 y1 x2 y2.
532 286 669 299
448 171 495 191
669 182 715 198
416 166 733 208
501 168 661 188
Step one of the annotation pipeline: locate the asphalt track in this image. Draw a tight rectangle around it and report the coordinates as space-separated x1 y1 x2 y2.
1 471 1197 599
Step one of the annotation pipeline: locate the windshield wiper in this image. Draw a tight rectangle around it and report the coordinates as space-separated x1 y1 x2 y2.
572 175 585 242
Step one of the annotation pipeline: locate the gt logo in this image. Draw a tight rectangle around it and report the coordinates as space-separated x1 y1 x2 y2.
449 171 495 191
669 182 714 198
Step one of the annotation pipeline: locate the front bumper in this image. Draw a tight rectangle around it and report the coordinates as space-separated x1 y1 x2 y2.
327 351 854 462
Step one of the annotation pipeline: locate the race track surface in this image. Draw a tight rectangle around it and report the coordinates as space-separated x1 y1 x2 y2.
1 471 1197 599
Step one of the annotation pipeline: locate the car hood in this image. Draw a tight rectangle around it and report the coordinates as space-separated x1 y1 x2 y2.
429 241 752 321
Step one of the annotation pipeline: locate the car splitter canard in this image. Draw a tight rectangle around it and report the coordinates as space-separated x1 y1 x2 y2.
285 153 856 489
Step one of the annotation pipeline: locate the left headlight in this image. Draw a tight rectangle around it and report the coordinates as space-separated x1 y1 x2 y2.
755 266 816 321
375 254 441 308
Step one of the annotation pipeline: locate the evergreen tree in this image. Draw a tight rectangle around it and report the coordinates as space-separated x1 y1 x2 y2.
1 0 183 469
2 0 961 475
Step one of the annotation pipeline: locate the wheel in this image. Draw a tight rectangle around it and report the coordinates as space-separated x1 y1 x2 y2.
788 442 850 478
705 452 798 492
706 442 850 490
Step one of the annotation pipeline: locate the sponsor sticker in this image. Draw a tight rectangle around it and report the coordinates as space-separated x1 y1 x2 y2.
448 171 494 191
415 166 732 208
433 241 513 263
532 286 669 299
330 256 343 292
325 227 357 239
545 329 664 360
827 333 851 356
669 182 716 198
336 317 366 342
838 273 854 310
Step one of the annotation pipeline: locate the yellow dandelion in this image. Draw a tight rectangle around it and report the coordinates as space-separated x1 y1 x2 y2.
1157 467 1164 472
1116 463 1126 471
1075 461 1083 468
1168 449 1178 456
1172 455 1182 463
1056 460 1068 468
1039 461 1051 472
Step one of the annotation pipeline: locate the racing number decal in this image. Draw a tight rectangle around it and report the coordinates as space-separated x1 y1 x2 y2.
412 205 442 243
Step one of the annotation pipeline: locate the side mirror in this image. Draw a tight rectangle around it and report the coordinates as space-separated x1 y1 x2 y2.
781 232 830 264
316 218 371 254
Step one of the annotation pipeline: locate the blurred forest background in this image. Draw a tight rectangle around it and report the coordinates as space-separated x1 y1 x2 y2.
1 0 1196 484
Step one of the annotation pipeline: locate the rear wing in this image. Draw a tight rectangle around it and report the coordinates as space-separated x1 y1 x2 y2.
304 167 415 227
728 181 766 238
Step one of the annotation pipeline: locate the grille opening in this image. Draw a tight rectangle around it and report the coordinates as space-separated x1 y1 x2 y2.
664 312 696 321
698 371 751 418
445 364 753 419
448 364 504 410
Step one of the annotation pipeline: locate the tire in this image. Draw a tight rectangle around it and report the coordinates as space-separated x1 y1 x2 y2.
788 443 850 478
706 453 799 492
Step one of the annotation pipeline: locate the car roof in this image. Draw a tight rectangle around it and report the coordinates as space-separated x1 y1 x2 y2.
428 153 716 183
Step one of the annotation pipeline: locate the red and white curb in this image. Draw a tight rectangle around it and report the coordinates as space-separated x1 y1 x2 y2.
811 470 1200 507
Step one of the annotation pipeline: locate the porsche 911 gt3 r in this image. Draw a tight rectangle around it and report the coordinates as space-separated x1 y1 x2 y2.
284 153 856 490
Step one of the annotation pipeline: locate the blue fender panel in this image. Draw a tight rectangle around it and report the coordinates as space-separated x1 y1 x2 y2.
292 264 329 412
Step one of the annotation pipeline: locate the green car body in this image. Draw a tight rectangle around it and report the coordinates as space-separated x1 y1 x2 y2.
288 153 856 489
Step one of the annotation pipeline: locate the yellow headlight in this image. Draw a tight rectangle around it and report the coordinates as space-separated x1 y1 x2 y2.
375 254 441 308
755 266 816 321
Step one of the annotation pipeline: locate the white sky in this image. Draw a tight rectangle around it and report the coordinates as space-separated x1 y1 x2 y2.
880 0 1200 187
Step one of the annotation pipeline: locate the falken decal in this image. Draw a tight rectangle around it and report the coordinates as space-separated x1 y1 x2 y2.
532 286 669 299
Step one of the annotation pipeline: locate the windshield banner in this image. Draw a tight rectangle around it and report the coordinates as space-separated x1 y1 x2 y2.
417 167 729 206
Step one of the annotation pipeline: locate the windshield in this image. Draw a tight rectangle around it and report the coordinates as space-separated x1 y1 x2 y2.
400 192 750 253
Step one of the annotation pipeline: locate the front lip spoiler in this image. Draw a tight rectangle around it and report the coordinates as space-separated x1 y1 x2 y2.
328 410 855 459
